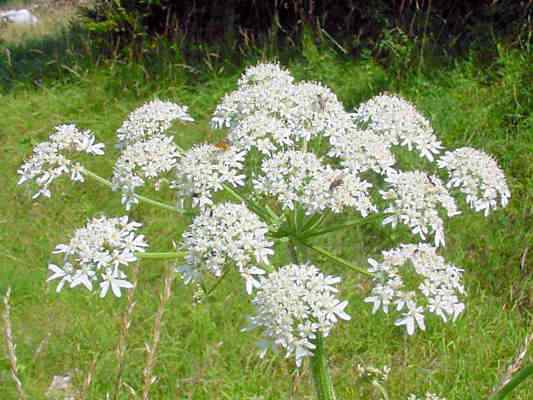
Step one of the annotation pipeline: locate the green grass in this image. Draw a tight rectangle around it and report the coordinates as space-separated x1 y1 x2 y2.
0 16 532 400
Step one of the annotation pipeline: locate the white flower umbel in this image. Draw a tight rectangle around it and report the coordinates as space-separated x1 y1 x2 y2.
47 216 147 297
227 113 295 156
248 264 350 367
211 74 294 129
116 99 193 147
287 82 350 142
237 62 294 88
213 65 352 145
17 124 105 199
381 170 459 247
353 94 442 161
365 244 465 335
254 150 375 216
172 144 245 208
179 202 273 294
437 147 510 216
328 126 396 174
112 135 179 210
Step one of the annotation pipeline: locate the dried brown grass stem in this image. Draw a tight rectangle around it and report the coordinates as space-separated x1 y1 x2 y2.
2 287 28 400
142 266 175 400
113 263 140 400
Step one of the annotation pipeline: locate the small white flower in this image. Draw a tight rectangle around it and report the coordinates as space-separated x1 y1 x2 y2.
248 263 349 367
47 263 72 292
99 268 134 298
287 81 349 141
211 65 349 143
437 147 510 215
241 266 266 295
394 302 426 335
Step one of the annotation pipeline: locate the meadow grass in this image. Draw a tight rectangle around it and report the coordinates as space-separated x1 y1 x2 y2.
0 9 532 399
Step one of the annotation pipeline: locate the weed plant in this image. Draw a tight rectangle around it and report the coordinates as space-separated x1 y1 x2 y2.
0 8 531 399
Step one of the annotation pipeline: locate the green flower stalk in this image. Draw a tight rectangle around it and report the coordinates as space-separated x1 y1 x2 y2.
310 333 337 400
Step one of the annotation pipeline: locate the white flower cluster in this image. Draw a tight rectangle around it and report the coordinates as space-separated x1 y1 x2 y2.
227 113 295 156
113 100 192 209
112 135 179 210
328 126 396 174
212 63 349 144
254 150 375 216
237 62 294 88
48 216 147 297
288 81 349 142
17 124 105 198
408 393 446 400
248 263 350 367
211 68 293 129
116 99 193 147
172 144 245 208
365 244 465 335
381 171 459 247
179 203 273 293
353 94 442 161
438 147 511 216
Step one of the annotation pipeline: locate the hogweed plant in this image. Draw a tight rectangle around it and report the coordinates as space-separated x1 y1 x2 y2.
16 64 517 399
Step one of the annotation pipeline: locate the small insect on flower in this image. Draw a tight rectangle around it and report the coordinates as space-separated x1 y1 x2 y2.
313 94 328 113
214 138 231 151
428 175 439 187
329 172 344 192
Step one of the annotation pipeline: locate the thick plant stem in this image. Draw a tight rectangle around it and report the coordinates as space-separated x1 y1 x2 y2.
310 333 337 400
488 364 533 400
286 243 336 400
